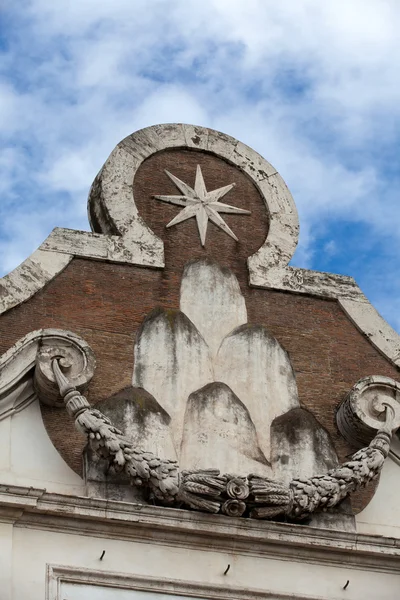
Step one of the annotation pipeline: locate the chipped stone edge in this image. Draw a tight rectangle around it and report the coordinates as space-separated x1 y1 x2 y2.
0 328 95 420
0 247 72 316
0 226 165 316
87 123 300 273
249 265 400 368
2 484 400 571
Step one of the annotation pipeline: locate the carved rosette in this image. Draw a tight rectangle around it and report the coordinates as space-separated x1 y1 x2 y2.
221 478 249 516
336 376 400 447
221 499 247 517
226 477 249 500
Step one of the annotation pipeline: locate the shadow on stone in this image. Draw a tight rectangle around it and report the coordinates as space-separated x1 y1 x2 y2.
180 381 271 477
83 385 176 504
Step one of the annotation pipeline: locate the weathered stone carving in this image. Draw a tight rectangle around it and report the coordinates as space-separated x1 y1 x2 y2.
86 124 299 276
180 257 247 360
47 356 396 522
51 358 180 503
34 332 95 407
153 164 251 245
132 257 337 484
0 329 95 419
270 407 340 486
337 375 400 447
288 425 393 519
180 382 269 476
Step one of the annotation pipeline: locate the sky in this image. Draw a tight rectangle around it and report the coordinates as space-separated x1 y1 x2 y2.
0 0 399 332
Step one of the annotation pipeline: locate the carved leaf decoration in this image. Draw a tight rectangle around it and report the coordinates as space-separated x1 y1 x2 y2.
180 258 247 360
215 324 299 462
132 307 213 452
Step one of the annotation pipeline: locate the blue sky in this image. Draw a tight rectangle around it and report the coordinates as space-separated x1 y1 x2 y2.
1 1 399 332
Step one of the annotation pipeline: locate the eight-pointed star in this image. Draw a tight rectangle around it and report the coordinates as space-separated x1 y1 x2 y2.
153 165 251 246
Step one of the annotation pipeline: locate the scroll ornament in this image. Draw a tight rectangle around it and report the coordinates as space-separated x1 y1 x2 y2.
47 356 399 521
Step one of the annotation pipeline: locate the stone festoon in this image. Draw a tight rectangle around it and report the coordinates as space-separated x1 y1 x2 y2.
1 124 400 535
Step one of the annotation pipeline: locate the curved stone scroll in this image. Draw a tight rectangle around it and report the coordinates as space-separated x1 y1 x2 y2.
44 355 398 522
336 376 400 448
0 329 95 419
34 332 96 407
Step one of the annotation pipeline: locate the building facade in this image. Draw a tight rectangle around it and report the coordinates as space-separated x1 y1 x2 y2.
0 124 400 599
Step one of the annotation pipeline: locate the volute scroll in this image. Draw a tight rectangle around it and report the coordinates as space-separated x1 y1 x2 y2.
336 376 400 448
0 329 95 406
33 330 96 407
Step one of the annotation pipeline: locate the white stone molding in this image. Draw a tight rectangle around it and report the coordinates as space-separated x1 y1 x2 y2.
0 376 36 423
46 565 322 600
1 484 400 570
250 265 400 368
337 376 400 447
0 248 73 317
0 329 95 419
340 298 400 368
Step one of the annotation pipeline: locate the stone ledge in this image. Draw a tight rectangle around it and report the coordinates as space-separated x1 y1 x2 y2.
45 565 322 600
249 265 400 368
0 227 164 317
42 227 164 268
1 484 400 571
249 265 361 299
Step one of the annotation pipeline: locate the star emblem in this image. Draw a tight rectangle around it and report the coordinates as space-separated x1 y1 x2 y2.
153 165 251 246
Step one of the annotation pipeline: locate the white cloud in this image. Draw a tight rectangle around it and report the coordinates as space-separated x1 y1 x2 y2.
0 0 399 329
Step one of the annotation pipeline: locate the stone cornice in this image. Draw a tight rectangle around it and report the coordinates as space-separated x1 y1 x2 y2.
1 483 399 572
248 265 400 368
44 565 336 600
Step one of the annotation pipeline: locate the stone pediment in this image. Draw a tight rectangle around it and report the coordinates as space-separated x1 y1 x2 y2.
0 124 400 533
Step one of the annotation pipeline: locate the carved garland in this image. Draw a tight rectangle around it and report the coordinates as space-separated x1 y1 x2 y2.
49 356 397 520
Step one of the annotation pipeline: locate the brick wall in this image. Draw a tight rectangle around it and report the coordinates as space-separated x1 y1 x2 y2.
0 148 398 512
